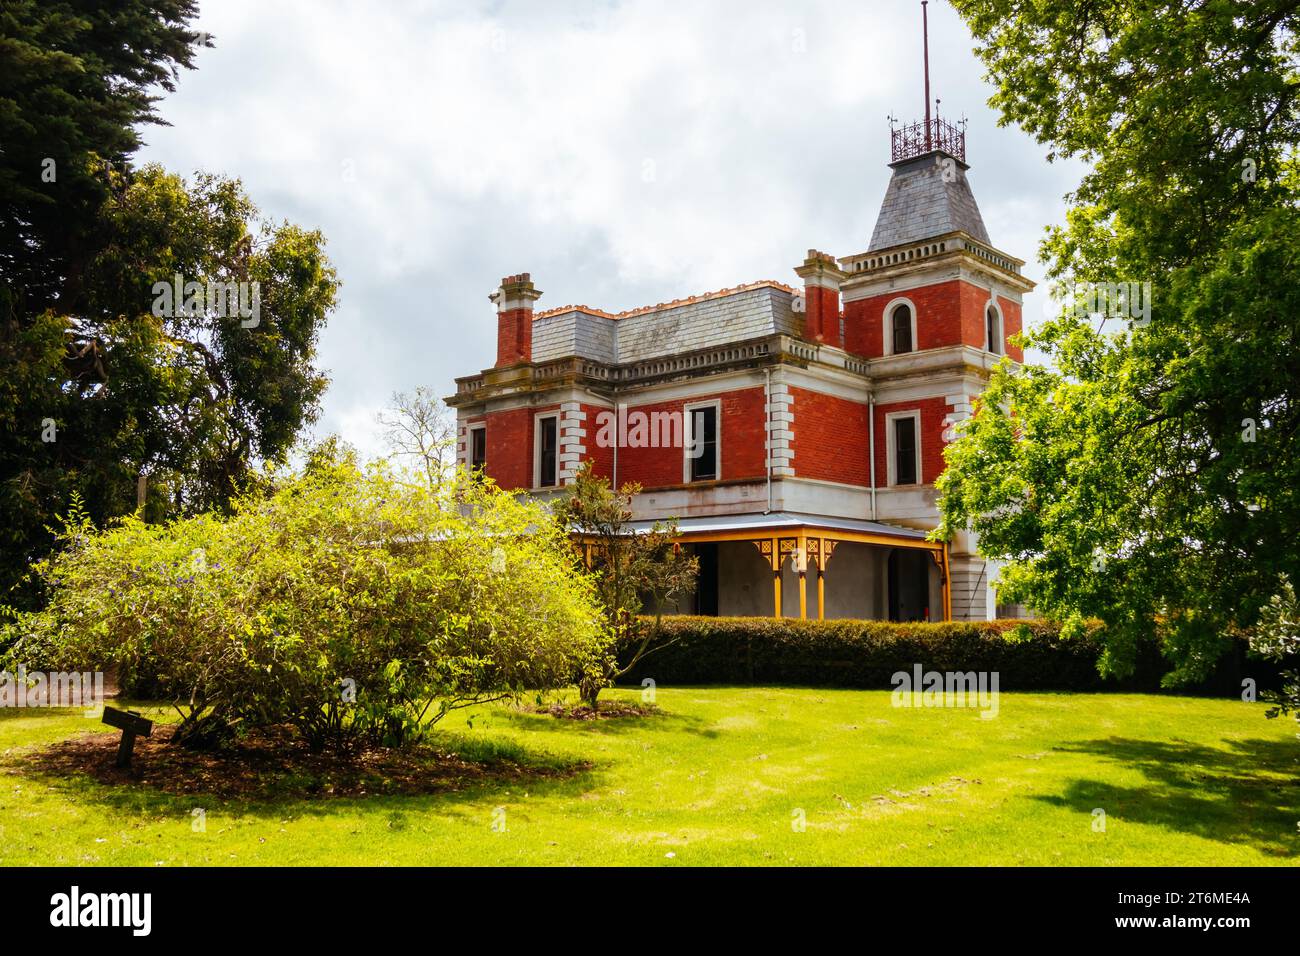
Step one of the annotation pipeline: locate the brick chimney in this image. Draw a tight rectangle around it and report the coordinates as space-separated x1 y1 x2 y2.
489 273 542 366
794 250 846 347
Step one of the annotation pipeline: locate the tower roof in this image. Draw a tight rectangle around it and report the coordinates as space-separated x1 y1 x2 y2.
867 151 991 251
869 1 991 252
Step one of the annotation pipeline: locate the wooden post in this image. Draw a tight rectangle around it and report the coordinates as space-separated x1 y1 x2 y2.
771 534 782 617
797 531 808 620
102 706 153 769
941 544 952 621
817 536 826 620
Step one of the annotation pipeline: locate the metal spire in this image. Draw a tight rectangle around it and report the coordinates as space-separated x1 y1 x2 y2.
923 1 932 152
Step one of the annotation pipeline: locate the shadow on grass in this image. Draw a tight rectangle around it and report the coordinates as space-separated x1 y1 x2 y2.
2 714 600 822
496 702 720 739
1035 736 1300 856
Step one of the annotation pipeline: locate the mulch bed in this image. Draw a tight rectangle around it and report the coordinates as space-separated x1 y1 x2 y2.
531 701 660 720
9 724 584 800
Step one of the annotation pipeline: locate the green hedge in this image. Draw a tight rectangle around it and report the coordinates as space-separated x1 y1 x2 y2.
615 617 1243 692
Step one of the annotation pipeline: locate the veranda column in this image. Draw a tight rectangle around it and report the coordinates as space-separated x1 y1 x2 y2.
816 536 826 620
797 531 808 620
770 534 782 617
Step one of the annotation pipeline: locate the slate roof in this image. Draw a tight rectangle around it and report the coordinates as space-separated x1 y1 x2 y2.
531 282 802 365
867 152 991 251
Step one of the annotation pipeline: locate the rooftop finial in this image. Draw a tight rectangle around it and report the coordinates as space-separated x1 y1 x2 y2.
888 1 966 164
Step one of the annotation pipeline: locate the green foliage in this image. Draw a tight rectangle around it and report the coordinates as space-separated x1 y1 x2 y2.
553 462 698 706
612 616 1247 692
0 0 207 306
940 1 1300 684
1251 576 1300 724
2 458 605 751
1 4 337 610
2 167 338 610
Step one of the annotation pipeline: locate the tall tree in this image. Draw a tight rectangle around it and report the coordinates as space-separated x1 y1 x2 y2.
938 1 1300 684
1 0 207 310
0 3 338 608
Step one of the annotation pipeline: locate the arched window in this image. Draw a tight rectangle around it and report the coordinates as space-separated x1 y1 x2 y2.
891 304 913 354
986 302 1003 355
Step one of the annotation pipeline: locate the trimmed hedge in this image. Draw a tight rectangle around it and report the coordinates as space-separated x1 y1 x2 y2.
616 617 1262 693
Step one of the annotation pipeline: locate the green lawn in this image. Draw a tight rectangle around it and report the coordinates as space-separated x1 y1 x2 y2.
1 687 1297 866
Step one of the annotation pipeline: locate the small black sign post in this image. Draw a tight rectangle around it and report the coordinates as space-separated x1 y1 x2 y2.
101 705 153 768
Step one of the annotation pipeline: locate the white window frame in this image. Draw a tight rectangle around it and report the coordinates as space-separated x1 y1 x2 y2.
885 409 923 487
467 423 487 471
882 296 919 356
985 298 1004 355
533 411 560 489
682 399 722 483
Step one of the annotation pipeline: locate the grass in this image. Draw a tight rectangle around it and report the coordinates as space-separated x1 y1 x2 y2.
1 687 1297 866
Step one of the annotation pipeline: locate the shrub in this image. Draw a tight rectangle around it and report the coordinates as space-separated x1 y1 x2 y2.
553 462 697 707
4 462 605 751
1249 575 1300 725
615 616 1261 693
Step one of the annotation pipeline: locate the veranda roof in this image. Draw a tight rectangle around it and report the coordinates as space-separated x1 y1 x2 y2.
622 511 930 541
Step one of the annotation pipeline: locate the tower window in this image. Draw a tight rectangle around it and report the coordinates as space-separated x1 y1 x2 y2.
891 304 913 354
986 303 1003 355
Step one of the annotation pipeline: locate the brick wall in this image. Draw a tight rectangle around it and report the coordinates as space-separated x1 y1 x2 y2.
607 387 767 488
480 404 557 490
581 402 615 482
1000 296 1024 362
802 285 842 348
469 388 969 492
873 395 950 485
845 279 1004 358
495 307 533 366
789 387 869 485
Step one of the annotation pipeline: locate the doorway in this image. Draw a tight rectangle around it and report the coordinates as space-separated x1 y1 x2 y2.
887 548 930 622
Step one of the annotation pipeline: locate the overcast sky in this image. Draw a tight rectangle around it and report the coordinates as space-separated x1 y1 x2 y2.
139 0 1084 461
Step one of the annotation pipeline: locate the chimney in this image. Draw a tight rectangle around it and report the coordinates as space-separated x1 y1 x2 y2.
794 250 847 347
488 273 542 366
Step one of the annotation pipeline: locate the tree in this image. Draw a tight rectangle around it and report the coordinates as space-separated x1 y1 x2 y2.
554 462 698 708
937 1 1300 685
4 457 605 752
377 387 457 488
0 0 208 310
2 165 338 608
0 3 338 609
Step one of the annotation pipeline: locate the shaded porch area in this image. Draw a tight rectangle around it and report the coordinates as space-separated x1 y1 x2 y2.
631 512 949 622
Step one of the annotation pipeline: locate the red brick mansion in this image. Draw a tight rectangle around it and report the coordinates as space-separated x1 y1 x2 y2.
447 109 1034 623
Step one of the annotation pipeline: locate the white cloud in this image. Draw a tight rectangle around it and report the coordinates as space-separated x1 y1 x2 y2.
139 0 1084 454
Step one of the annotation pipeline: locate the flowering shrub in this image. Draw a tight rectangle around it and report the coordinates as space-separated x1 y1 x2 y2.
5 461 604 751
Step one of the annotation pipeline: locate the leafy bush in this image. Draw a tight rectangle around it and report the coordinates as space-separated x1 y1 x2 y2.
4 461 605 751
1249 576 1300 725
616 616 1262 693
